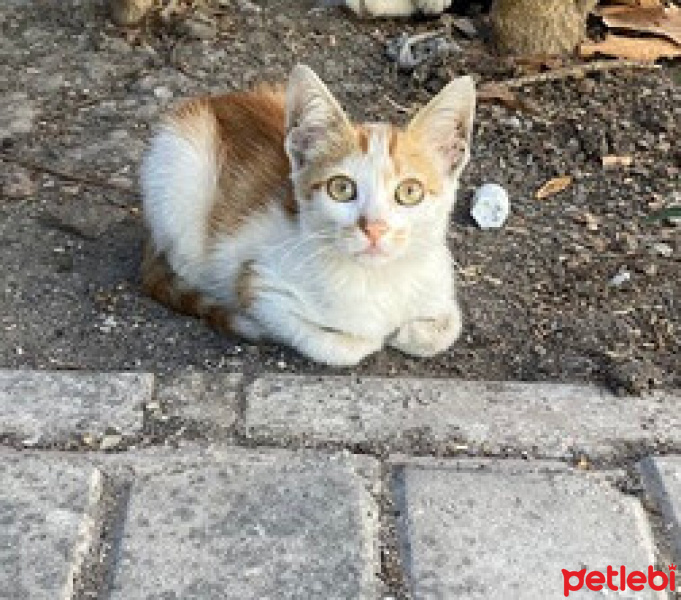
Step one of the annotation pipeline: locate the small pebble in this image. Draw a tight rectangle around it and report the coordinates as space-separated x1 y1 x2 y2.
651 243 673 258
609 270 631 287
153 86 173 101
2 167 35 199
471 183 510 229
181 16 218 40
100 434 123 450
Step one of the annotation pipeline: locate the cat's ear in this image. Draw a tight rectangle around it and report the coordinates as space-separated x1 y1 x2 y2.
285 64 354 172
407 76 476 177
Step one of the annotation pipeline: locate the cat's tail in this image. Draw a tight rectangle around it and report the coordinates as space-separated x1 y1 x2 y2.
141 99 220 283
141 238 233 334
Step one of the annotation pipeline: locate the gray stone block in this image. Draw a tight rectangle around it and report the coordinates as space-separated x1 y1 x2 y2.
0 370 150 442
0 451 101 600
109 447 380 600
153 371 241 434
392 458 657 600
245 375 681 457
639 457 681 563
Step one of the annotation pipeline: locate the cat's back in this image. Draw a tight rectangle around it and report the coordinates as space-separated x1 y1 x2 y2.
142 84 296 273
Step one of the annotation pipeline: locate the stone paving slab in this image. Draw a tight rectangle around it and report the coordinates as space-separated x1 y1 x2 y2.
391 458 657 600
108 447 381 600
245 375 681 457
153 371 241 434
0 370 150 442
639 457 681 563
0 451 101 600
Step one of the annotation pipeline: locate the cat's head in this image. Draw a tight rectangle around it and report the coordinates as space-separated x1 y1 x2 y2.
285 64 475 266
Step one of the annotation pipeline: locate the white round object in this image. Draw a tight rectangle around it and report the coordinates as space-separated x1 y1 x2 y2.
471 183 510 229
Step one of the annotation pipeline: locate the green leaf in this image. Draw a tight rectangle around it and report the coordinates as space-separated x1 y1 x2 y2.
646 206 681 223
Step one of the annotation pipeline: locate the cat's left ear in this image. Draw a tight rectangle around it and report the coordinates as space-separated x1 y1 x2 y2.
407 76 476 178
285 64 354 172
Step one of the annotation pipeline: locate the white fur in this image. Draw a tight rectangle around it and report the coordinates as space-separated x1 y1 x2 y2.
345 0 452 17
141 115 218 286
142 66 474 366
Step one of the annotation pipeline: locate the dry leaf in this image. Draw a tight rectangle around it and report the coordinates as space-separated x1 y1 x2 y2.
598 5 681 45
478 82 521 109
579 33 681 61
602 155 634 168
535 176 573 200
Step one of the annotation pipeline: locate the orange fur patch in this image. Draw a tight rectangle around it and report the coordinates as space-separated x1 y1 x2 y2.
355 125 369 154
141 241 233 334
167 85 297 238
389 128 443 195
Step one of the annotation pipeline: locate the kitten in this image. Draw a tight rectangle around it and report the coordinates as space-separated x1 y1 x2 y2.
141 64 475 366
341 0 452 17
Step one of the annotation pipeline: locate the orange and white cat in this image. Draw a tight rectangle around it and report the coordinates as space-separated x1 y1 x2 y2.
141 64 475 366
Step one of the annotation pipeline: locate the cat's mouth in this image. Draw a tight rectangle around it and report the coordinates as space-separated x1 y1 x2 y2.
356 245 388 257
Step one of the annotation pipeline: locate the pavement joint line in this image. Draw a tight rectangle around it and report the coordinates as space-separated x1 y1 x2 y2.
64 468 105 600
376 460 410 600
638 458 681 567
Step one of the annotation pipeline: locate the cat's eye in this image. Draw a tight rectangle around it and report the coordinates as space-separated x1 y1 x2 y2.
395 179 424 206
327 175 357 203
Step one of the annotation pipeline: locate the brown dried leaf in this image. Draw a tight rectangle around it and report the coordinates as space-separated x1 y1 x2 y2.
535 176 573 200
478 82 520 107
579 34 681 61
602 155 634 168
478 82 542 115
598 5 681 45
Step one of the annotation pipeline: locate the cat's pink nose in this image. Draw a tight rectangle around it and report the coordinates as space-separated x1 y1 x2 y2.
358 218 388 246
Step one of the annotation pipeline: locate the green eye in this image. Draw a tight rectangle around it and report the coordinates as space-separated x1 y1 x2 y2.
395 179 424 206
327 175 356 203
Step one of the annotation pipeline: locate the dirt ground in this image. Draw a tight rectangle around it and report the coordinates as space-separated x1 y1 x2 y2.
1 0 679 392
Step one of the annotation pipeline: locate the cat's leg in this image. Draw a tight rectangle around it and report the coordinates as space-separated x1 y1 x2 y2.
414 0 452 15
245 288 382 366
388 301 462 358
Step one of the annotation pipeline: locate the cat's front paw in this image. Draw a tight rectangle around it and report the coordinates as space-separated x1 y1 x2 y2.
389 309 462 358
415 0 452 15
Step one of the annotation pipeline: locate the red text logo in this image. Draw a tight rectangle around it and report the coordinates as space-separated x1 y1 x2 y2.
562 564 676 597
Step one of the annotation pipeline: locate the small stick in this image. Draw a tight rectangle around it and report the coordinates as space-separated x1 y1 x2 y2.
498 59 661 89
384 95 417 114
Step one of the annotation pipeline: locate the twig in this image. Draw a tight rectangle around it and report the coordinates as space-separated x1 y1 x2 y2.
1 152 136 194
383 95 417 114
498 59 661 89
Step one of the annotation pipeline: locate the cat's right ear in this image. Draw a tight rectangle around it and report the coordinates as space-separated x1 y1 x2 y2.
285 64 353 172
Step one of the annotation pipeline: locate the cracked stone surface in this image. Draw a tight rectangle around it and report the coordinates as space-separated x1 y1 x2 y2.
392 458 657 600
0 451 99 600
108 447 381 600
154 371 242 435
245 375 681 457
0 370 150 442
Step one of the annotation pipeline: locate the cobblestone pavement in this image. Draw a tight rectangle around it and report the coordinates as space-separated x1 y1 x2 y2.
1 370 680 599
